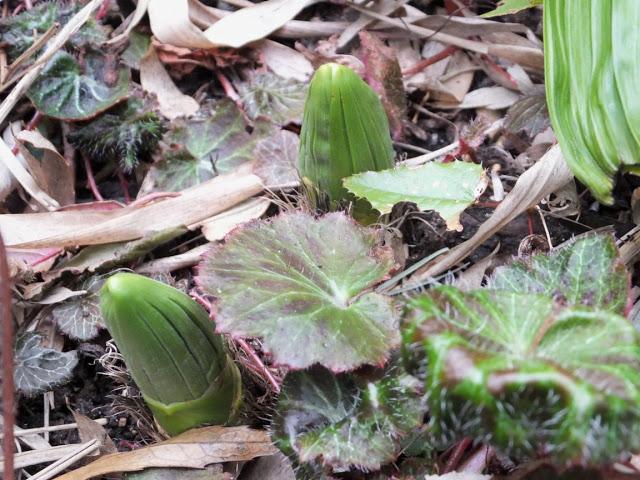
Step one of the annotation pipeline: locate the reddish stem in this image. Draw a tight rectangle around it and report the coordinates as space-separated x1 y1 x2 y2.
190 291 281 393
443 437 472 473
96 0 110 20
0 232 15 480
235 337 281 393
23 0 33 9
403 45 458 77
115 168 131 204
527 209 535 236
83 155 104 201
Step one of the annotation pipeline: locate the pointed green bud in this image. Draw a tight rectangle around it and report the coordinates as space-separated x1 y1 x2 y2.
100 273 242 436
298 63 395 210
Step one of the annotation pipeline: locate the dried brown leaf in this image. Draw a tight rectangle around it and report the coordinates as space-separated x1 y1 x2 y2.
203 0 318 48
0 167 263 248
71 411 117 455
16 129 75 206
55 426 276 480
359 31 406 140
140 46 199 119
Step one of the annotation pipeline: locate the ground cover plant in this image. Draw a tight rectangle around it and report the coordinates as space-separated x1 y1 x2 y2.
3 1 640 480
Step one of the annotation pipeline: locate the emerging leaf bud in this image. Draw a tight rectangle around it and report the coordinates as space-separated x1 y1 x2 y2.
100 273 243 435
298 63 395 209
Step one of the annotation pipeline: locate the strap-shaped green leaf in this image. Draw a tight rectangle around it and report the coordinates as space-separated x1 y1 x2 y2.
544 0 640 203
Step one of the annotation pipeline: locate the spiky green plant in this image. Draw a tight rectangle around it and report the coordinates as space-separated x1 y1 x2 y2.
68 99 163 171
298 63 395 210
100 273 243 436
544 0 640 204
402 235 640 462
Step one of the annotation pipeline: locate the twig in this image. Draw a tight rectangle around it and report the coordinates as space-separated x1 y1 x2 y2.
4 23 59 84
403 45 458 76
400 119 503 166
235 338 281 394
0 419 108 439
115 167 131 204
190 291 281 393
442 437 472 473
96 0 110 20
0 232 15 480
0 0 102 126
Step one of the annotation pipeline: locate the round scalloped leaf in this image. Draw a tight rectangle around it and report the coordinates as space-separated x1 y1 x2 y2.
144 100 258 192
197 211 399 371
403 285 640 462
14 332 78 396
271 365 425 472
238 72 307 125
343 162 486 230
28 50 129 121
490 233 628 314
51 277 105 341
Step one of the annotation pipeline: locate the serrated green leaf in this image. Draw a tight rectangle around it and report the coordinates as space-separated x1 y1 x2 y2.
238 73 307 125
145 100 257 192
482 0 543 18
197 211 399 371
28 50 130 121
403 236 640 462
490 234 628 314
272 365 425 472
14 332 78 396
51 276 105 341
344 162 485 230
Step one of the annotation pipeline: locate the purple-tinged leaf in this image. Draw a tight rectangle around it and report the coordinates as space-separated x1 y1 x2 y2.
197 211 399 371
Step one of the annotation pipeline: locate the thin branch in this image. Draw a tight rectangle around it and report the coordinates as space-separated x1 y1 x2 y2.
0 232 15 480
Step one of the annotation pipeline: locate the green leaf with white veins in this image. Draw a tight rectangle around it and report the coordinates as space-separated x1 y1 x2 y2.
490 233 628 314
51 276 105 341
272 365 425 473
344 161 486 230
28 50 129 121
14 332 78 396
238 72 307 125
197 211 399 371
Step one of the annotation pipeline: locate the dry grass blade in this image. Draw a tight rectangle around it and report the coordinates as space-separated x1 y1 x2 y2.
0 136 59 211
406 145 571 287
54 426 277 480
0 168 263 248
347 3 544 70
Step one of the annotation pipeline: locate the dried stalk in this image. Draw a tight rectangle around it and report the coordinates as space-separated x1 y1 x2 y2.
0 232 15 480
